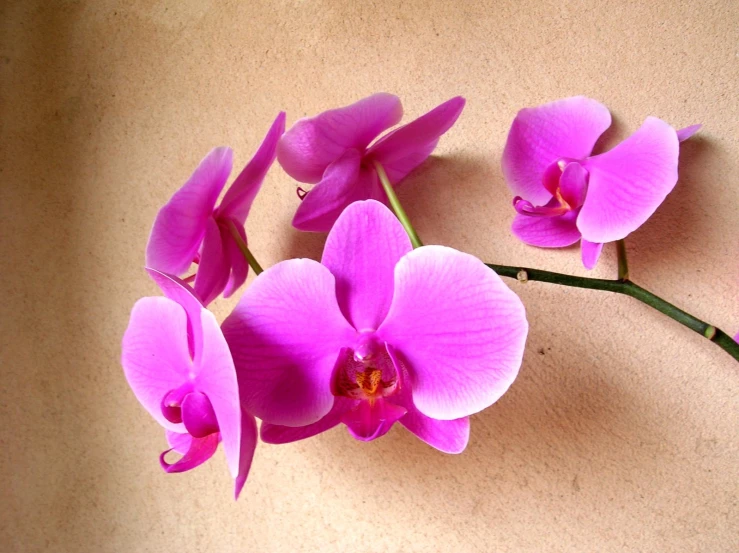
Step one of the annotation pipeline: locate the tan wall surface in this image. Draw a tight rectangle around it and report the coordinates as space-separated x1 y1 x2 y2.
1 1 738 551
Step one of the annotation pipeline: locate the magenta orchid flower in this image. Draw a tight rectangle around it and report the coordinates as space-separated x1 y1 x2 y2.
222 200 527 453
277 93 465 232
145 112 286 305
502 96 700 269
121 269 257 499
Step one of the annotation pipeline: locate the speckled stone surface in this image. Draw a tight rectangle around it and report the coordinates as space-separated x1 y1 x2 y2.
1 1 737 551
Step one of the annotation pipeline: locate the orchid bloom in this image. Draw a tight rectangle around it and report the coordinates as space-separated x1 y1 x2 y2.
277 93 465 232
502 96 700 269
121 269 256 499
145 112 285 305
222 200 527 453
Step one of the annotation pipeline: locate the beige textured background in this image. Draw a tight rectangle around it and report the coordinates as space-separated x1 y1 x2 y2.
2 1 738 551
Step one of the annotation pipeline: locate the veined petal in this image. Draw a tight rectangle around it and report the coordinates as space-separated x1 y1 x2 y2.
580 239 604 270
321 200 412 331
502 96 611 205
146 268 204 360
378 247 528 420
291 150 379 232
195 309 242 479
222 259 357 426
399 409 469 454
578 117 679 243
219 112 286 223
193 218 231 306
367 96 465 168
121 297 192 431
511 209 581 247
260 398 354 444
277 93 403 183
234 411 257 500
146 147 233 275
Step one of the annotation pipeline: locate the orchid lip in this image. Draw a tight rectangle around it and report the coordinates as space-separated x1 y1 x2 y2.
513 196 569 217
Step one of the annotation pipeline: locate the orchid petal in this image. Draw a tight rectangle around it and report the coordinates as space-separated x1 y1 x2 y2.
277 93 403 183
260 398 354 444
677 124 701 142
581 239 604 270
321 200 412 331
222 259 357 426
193 218 230 306
146 147 233 275
160 433 219 473
219 113 286 223
378 247 528 420
234 411 257 500
511 209 581 247
502 96 611 205
165 431 191 455
146 268 204 360
400 409 469 454
194 309 242 479
367 96 465 169
122 297 192 431
181 392 219 438
559 162 588 208
340 399 407 442
222 222 248 299
291 150 380 232
579 117 679 243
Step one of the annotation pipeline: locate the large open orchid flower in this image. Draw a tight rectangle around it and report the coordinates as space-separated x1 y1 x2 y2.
121 269 257 499
222 200 528 453
502 96 700 269
146 112 285 305
277 93 465 232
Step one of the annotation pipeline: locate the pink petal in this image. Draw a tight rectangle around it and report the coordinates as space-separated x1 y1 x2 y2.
502 96 611 205
193 218 231 305
180 392 219 438
677 124 701 142
366 96 465 170
277 93 403 183
165 431 191 455
399 409 469 454
375 138 439 187
219 113 286 224
121 297 192 431
234 411 257 500
160 433 219 473
581 239 604 270
146 147 233 275
291 150 381 232
321 200 412 331
222 259 357 426
340 398 406 441
511 209 581 247
222 222 248 299
578 117 679 243
259 398 354 444
558 162 588 208
194 309 242 479
378 247 528 420
146 268 204 360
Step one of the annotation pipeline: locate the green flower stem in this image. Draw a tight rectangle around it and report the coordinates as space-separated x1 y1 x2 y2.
616 239 629 281
227 220 264 276
485 263 739 362
374 161 424 248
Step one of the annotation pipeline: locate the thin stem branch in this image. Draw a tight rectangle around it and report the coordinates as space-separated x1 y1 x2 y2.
485 263 739 362
374 161 423 248
227 220 264 276
616 239 629 281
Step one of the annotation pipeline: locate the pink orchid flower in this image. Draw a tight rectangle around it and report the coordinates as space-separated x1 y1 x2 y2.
146 112 286 305
222 200 528 453
502 96 700 269
121 269 257 499
277 93 465 232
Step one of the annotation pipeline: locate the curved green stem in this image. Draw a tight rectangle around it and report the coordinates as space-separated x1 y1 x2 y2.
486 263 739 362
227 220 264 275
374 161 423 248
616 239 629 281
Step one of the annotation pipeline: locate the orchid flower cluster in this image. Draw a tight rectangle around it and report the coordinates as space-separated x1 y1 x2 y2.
122 94 736 499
